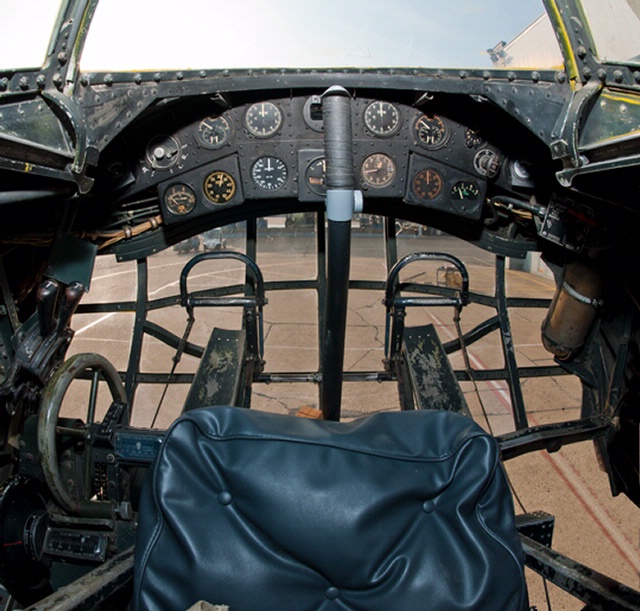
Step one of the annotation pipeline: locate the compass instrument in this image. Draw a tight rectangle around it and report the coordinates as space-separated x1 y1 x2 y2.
414 115 450 150
412 168 444 201
203 170 236 204
251 156 288 191
196 116 231 149
245 101 283 138
361 153 396 188
164 184 197 216
364 101 401 137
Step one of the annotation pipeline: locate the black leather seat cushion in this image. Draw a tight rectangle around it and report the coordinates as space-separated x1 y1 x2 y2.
133 407 528 610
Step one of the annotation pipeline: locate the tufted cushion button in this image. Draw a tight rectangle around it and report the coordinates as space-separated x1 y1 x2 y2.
422 499 435 513
217 491 232 506
325 586 340 600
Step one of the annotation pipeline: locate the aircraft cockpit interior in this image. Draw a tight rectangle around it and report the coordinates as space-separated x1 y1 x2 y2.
0 1 639 609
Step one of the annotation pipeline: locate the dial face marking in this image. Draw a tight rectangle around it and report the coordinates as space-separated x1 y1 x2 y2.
164 184 197 216
203 170 236 204
412 168 444 201
245 101 282 138
361 153 396 188
196 115 231 148
364 101 401 137
414 114 450 150
251 156 288 190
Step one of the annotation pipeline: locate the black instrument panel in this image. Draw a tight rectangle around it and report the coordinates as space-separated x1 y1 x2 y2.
131 95 509 224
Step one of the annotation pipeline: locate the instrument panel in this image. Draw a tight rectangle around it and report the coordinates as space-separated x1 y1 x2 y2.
131 95 511 224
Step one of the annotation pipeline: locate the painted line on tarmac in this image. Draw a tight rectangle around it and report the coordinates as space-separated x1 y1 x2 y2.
426 309 640 576
75 313 116 335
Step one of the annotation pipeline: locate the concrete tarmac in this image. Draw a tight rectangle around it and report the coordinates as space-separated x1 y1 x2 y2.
67 230 639 610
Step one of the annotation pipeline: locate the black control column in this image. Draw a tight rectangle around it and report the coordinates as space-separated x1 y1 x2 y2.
320 86 361 421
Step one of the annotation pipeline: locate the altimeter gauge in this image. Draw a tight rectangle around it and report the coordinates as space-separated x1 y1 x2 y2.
203 170 236 204
364 101 401 137
252 156 288 191
245 101 283 138
414 115 450 150
196 116 231 149
164 184 197 216
361 153 396 188
412 168 444 201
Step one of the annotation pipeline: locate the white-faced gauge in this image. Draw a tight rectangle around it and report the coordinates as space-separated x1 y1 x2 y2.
364 101 401 137
252 156 288 191
361 153 396 188
412 168 444 201
164 184 197 216
245 101 282 138
196 115 231 149
203 170 236 204
414 115 450 150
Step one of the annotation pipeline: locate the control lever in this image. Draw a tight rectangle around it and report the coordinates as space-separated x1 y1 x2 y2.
37 279 60 336
56 281 85 331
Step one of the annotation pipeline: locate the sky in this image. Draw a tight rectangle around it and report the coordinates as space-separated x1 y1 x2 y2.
2 0 549 72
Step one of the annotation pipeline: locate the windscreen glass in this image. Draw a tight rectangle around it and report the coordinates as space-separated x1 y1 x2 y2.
80 0 563 71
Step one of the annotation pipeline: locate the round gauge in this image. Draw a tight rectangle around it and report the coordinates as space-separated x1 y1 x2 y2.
414 115 450 150
305 157 326 195
196 115 231 149
465 127 484 149
361 153 396 188
451 180 480 200
252 156 288 191
203 170 236 204
473 149 501 178
412 168 444 201
164 184 197 216
245 101 283 138
364 101 401 137
146 135 181 169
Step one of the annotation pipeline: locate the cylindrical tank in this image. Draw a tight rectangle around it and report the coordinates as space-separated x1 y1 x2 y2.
541 259 603 360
